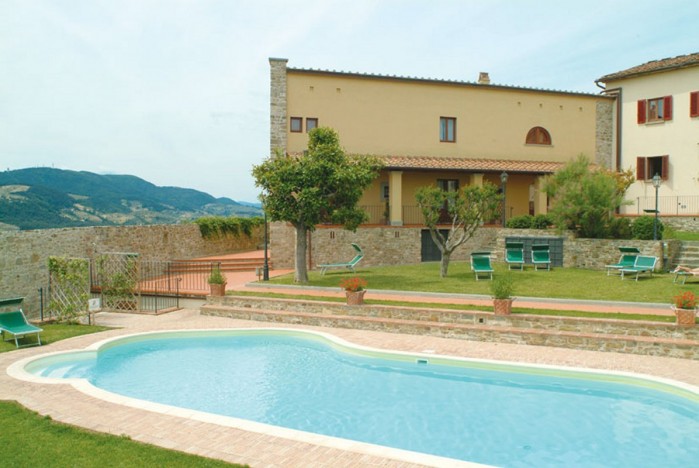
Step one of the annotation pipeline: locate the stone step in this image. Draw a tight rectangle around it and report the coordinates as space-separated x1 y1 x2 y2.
201 304 698 359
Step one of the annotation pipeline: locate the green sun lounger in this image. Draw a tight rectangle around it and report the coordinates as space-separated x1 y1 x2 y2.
470 251 494 280
531 244 551 271
0 298 43 348
505 242 524 270
620 255 658 281
319 243 364 275
605 247 640 276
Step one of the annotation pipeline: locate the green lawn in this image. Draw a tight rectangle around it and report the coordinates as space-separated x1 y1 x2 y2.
0 401 243 468
0 323 110 353
268 262 697 304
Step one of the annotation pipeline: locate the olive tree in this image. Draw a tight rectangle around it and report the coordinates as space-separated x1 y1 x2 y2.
416 182 501 277
252 127 381 283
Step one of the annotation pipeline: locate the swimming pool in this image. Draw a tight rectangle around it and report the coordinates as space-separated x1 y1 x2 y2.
14 329 699 467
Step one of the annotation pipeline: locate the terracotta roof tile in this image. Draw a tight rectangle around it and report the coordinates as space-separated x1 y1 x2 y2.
379 155 564 173
597 52 699 82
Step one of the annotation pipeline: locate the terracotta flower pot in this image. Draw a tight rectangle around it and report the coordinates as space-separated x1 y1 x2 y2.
493 298 513 315
209 283 227 297
345 290 366 305
672 306 697 327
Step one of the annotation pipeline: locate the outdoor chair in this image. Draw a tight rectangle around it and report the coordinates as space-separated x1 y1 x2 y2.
470 251 494 281
0 298 43 348
673 269 699 285
605 247 640 276
318 243 364 275
619 255 658 281
531 244 551 271
505 242 524 270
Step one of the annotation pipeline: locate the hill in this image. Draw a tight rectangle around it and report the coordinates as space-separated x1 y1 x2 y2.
0 167 261 230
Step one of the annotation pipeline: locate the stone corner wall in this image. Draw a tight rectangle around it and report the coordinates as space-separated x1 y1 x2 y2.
269 57 288 156
0 224 263 319
595 99 614 169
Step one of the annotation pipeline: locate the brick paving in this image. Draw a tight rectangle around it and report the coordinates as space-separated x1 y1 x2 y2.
2 268 697 467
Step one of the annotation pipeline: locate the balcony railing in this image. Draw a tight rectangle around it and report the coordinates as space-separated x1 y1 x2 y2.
635 195 699 215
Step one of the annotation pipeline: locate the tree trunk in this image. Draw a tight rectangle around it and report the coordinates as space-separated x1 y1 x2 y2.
294 224 309 283
439 251 451 278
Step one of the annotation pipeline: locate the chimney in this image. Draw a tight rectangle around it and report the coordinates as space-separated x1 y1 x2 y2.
478 72 490 85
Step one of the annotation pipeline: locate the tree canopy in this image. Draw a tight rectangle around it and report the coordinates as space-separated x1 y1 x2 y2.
416 182 501 277
544 155 631 238
252 127 381 282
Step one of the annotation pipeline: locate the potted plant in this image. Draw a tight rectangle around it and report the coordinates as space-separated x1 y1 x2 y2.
671 291 697 326
208 265 227 296
340 277 368 305
490 274 514 315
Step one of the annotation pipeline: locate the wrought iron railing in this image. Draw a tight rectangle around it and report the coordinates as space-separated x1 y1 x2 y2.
635 195 699 215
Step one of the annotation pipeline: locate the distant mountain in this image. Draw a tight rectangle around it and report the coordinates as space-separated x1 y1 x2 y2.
0 167 261 230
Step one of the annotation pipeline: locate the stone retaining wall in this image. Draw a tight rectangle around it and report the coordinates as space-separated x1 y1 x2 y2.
204 296 698 359
272 223 677 271
0 224 262 318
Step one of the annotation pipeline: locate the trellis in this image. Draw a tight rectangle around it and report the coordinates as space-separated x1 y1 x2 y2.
48 256 90 323
96 252 141 311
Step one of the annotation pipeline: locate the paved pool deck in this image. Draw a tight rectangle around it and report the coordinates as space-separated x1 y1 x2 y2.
2 306 698 467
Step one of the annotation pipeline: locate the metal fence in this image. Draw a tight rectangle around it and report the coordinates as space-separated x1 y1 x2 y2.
635 195 699 215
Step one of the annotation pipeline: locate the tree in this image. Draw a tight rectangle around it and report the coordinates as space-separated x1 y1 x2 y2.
416 183 501 278
252 127 381 283
544 155 630 238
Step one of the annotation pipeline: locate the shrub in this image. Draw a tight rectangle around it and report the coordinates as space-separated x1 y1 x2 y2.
506 215 534 229
607 217 632 239
208 265 226 285
632 215 664 240
490 274 514 299
531 214 553 229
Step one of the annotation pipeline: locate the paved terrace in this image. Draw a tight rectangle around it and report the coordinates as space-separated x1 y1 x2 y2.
2 299 698 467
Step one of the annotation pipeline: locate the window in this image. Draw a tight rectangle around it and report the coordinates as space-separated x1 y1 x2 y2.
636 155 669 181
380 182 389 201
525 126 552 145
637 96 672 123
437 179 459 192
290 117 302 132
440 117 456 142
306 118 318 132
690 91 699 118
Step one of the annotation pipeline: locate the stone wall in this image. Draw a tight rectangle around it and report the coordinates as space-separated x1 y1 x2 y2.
272 223 676 272
0 224 262 318
660 216 699 231
269 57 288 155
270 222 499 269
595 99 614 169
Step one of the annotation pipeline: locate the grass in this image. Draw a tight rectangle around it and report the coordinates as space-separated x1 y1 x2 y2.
0 323 110 353
0 401 244 468
266 262 696 304
231 290 678 322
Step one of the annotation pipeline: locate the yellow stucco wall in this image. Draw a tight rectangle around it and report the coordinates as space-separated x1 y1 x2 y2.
286 71 605 163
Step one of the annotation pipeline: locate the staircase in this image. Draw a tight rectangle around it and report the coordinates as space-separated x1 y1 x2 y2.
202 295 699 360
675 241 699 268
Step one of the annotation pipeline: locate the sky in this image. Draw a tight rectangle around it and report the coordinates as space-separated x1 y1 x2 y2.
1 0 697 203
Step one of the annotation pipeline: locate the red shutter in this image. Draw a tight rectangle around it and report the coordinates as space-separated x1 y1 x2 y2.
663 96 673 121
637 100 646 124
690 91 699 117
636 157 646 180
661 155 669 181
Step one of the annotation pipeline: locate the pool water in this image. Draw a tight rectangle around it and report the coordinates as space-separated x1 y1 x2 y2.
31 331 699 467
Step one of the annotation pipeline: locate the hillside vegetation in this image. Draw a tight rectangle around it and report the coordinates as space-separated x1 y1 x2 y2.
0 167 261 230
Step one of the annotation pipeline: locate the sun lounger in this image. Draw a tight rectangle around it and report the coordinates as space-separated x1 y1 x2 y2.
505 242 524 270
620 255 658 281
673 269 699 285
318 243 364 275
605 247 640 276
470 251 494 280
531 244 551 271
0 298 43 348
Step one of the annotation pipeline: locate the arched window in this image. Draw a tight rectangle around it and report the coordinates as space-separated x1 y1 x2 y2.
526 127 552 145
